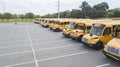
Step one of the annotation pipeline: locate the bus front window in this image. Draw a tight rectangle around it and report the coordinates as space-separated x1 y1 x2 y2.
114 26 120 38
67 22 75 30
74 25 86 30
89 26 104 36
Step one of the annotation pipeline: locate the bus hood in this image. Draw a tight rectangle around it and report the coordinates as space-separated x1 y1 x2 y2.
83 34 99 40
72 29 84 33
107 38 120 49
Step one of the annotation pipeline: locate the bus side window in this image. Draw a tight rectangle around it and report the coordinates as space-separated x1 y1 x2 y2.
103 27 111 35
87 26 91 30
64 22 66 25
61 23 63 25
67 22 70 24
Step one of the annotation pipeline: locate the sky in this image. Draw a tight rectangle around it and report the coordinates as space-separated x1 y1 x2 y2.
0 0 120 16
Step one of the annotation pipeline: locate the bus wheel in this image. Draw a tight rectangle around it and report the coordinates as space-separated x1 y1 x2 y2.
56 28 60 32
94 41 103 50
77 35 83 42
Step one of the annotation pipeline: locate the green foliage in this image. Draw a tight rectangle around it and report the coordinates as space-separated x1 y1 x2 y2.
36 15 41 18
60 10 71 18
25 12 35 19
108 9 120 17
12 14 18 19
18 14 25 19
113 9 120 17
93 2 109 11
70 9 82 18
3 13 13 19
42 1 120 19
0 13 3 19
80 1 91 11
0 12 40 20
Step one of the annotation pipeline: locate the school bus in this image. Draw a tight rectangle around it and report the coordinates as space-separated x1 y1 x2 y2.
42 19 55 28
49 19 58 30
69 22 92 41
47 20 54 27
40 19 45 26
43 20 50 28
82 22 120 50
50 19 71 32
34 18 41 24
63 22 78 37
103 25 120 61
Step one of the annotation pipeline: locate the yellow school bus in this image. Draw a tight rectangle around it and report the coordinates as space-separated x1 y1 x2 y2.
49 19 58 30
62 22 78 37
40 19 45 26
47 20 54 27
42 19 55 28
82 22 120 50
34 18 41 24
43 19 50 28
62 19 92 38
50 19 71 32
69 22 92 41
103 25 120 60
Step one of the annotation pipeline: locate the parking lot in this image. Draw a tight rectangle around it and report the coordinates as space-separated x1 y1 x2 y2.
0 23 119 67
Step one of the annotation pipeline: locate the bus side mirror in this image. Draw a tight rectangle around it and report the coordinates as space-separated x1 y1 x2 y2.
90 34 93 36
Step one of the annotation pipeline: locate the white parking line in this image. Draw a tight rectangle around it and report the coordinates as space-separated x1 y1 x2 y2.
38 51 88 62
0 45 73 56
26 25 38 67
96 63 110 67
5 51 88 67
5 61 35 67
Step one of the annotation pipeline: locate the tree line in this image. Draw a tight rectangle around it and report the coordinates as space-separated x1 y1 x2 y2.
0 12 41 19
42 1 120 19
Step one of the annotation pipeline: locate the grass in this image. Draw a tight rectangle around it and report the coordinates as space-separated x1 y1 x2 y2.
93 17 120 20
0 17 120 23
0 19 34 23
110 17 120 20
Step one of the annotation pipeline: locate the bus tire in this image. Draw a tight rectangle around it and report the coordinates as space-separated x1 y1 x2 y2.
77 35 83 42
94 41 104 50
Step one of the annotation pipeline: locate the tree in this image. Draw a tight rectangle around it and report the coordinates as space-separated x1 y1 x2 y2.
0 13 3 19
70 9 82 18
80 1 91 11
36 15 41 18
12 14 18 19
18 14 25 19
42 1 111 19
3 13 13 19
93 2 109 11
93 2 109 18
108 9 115 17
59 10 71 18
79 1 93 18
113 9 120 17
25 12 35 19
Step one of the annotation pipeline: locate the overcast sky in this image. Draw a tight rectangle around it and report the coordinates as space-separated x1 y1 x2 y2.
0 0 120 16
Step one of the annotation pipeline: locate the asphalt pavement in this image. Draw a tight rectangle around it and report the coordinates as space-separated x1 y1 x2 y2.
0 23 119 67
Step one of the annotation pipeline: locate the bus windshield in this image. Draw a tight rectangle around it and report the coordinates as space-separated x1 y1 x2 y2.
67 22 75 30
89 26 104 36
54 22 60 25
74 25 86 30
115 32 120 38
114 26 120 38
